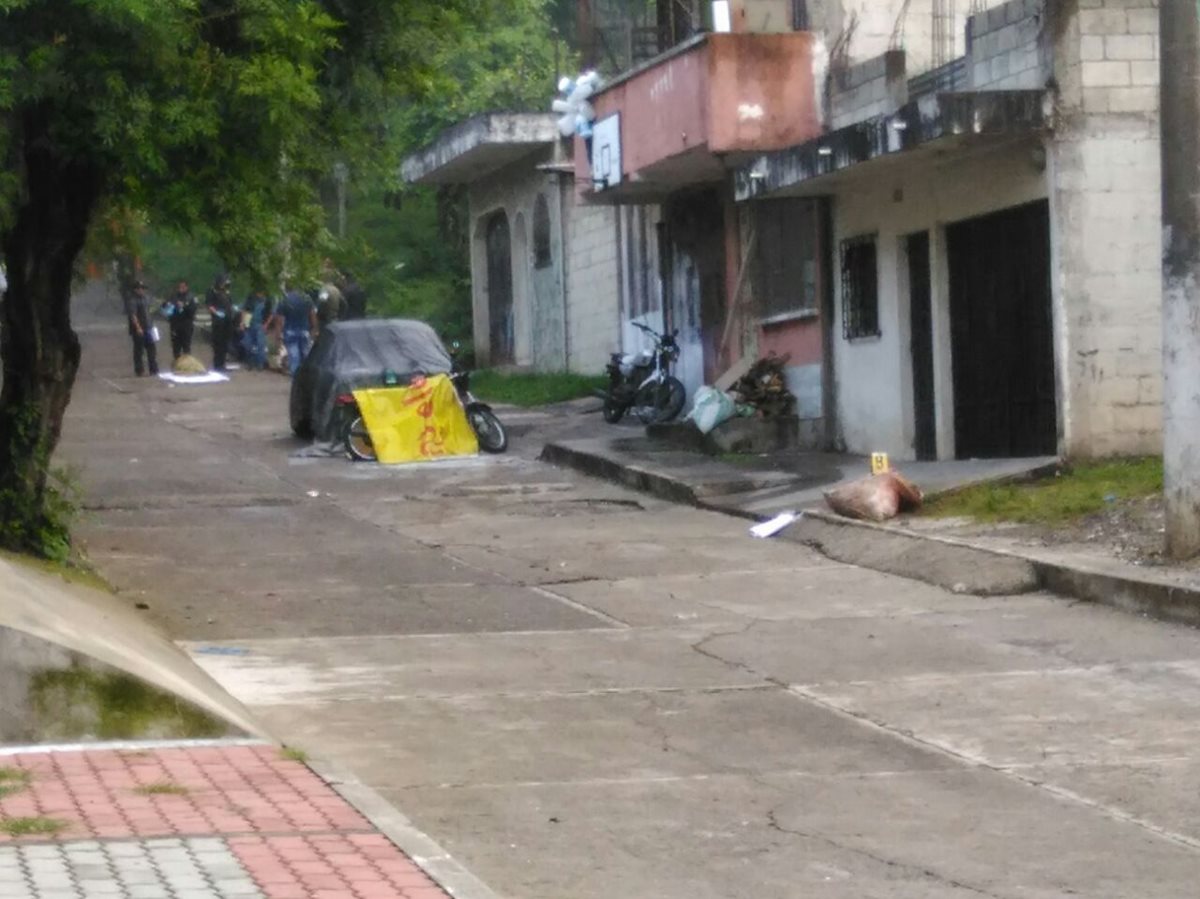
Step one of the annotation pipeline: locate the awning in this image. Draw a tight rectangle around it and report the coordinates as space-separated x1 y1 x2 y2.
735 90 1049 201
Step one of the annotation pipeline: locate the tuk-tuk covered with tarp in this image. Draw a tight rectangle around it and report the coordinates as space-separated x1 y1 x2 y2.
289 319 453 441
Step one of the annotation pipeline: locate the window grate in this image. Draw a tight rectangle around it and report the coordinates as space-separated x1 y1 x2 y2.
841 234 880 340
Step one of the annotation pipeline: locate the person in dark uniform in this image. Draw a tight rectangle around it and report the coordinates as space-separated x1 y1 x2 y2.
339 271 367 320
160 279 197 360
125 280 159 376
206 273 235 372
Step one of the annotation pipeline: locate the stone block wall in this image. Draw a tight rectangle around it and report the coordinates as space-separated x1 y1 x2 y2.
565 199 622 373
829 50 907 129
967 0 1050 89
1049 0 1162 457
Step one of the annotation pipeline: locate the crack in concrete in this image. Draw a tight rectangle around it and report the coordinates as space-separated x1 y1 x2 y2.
763 808 1010 898
786 686 1200 855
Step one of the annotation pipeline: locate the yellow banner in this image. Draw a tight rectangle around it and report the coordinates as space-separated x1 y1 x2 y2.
353 375 479 464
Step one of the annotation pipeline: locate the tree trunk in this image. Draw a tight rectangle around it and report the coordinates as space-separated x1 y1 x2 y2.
0 109 103 557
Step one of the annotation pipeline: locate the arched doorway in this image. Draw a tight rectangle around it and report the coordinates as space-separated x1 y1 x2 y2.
485 212 514 365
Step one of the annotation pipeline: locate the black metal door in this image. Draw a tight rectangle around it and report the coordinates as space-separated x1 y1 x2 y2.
485 212 514 365
907 231 936 460
947 200 1056 458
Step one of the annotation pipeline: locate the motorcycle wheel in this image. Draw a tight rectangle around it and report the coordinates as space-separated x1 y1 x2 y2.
602 397 626 424
469 407 508 453
344 415 377 462
635 377 687 425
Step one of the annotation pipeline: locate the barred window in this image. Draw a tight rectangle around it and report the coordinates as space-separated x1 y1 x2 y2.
841 234 879 340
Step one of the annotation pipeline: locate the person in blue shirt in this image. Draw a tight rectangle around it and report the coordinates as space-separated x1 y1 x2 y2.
269 283 316 376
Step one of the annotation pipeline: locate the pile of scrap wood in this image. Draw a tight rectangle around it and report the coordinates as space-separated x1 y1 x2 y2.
730 354 796 417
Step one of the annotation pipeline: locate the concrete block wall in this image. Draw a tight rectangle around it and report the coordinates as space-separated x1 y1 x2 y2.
967 0 1050 89
829 51 907 129
565 199 622 373
1048 0 1162 457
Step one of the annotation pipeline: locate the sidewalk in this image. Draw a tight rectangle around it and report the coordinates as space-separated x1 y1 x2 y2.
541 430 1200 625
542 431 1056 518
0 741 451 899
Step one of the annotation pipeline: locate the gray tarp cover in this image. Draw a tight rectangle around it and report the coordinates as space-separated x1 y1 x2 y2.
305 319 452 441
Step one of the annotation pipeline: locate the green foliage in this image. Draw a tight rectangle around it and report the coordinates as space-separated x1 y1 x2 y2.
391 0 568 155
279 746 309 763
135 0 567 338
471 370 607 407
923 457 1164 525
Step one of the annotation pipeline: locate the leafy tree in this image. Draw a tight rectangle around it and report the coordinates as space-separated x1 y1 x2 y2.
0 0 486 556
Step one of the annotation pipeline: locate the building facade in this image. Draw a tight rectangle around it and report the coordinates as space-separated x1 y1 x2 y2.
576 0 1162 460
401 113 621 373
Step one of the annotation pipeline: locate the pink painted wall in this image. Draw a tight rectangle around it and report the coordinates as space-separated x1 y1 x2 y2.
575 33 820 185
707 33 821 154
759 318 822 366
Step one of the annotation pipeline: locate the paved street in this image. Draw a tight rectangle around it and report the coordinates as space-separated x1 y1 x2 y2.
56 313 1200 898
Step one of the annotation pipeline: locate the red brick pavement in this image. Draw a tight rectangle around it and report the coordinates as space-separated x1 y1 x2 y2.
0 742 452 899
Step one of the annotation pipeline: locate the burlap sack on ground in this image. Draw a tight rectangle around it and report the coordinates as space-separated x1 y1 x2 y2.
824 472 924 522
173 354 207 375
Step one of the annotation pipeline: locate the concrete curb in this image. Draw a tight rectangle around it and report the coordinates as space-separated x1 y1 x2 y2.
540 439 791 510
785 510 1040 596
543 439 1200 627
308 755 502 899
789 511 1200 626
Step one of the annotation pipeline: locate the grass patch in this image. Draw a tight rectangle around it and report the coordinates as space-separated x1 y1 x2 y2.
0 767 31 799
133 782 189 797
0 816 67 837
0 548 114 594
279 746 309 763
470 370 606 407
30 666 229 741
922 457 1162 526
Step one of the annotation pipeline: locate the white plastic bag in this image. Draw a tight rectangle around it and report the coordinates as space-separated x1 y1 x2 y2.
688 386 736 435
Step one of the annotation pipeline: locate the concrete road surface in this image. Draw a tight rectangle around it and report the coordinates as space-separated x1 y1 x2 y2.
58 308 1200 898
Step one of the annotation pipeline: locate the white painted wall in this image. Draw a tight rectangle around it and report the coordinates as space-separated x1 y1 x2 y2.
831 140 1050 460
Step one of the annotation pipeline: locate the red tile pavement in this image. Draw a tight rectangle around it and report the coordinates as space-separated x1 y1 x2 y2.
0 743 370 842
0 743 451 898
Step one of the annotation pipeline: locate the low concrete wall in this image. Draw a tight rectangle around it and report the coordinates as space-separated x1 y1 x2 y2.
0 557 264 744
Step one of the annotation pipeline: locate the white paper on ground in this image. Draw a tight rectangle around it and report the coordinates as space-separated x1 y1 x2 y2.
750 511 799 539
157 371 230 385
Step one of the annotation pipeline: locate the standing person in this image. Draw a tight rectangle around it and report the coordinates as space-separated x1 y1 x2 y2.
160 279 197 360
206 273 234 372
126 280 159 376
241 288 270 371
269 283 316 376
315 281 346 331
340 272 367 320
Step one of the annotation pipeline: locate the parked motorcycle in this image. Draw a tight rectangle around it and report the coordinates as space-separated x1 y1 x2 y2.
340 345 508 461
598 321 686 424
